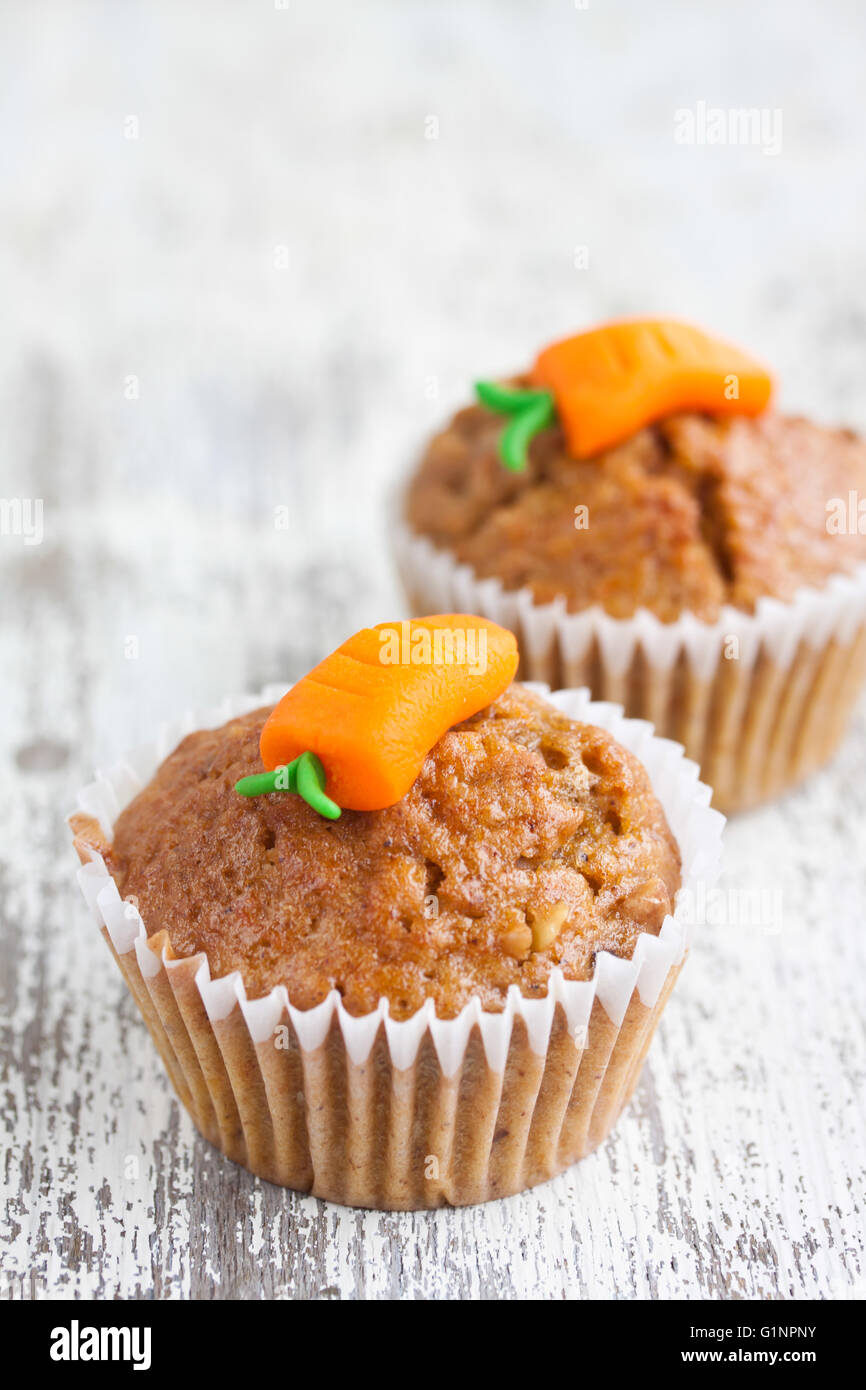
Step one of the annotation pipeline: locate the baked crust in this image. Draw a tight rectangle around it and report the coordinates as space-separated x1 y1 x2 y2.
405 402 866 622
97 686 681 1020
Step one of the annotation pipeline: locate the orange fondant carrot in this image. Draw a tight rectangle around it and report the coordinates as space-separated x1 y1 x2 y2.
530 319 773 458
258 615 519 812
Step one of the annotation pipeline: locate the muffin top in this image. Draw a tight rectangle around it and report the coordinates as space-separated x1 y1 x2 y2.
406 403 866 623
105 685 681 1020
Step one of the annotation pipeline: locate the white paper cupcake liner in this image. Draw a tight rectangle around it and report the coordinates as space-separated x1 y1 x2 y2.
394 519 866 812
69 684 723 1208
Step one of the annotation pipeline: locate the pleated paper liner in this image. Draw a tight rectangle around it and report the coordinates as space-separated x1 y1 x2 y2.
394 521 866 813
69 685 723 1209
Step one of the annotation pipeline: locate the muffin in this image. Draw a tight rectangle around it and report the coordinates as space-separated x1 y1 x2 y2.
69 619 722 1208
397 320 866 811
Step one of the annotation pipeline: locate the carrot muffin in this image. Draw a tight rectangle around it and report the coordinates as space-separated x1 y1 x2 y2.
70 617 721 1209
398 321 866 811
102 685 681 1020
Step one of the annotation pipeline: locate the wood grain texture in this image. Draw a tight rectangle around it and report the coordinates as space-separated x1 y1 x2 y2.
2 0 866 1300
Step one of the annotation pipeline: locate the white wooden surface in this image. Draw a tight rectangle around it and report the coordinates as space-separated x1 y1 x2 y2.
1 0 865 1301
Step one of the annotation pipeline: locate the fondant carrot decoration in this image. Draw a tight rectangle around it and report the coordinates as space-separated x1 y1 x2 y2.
475 380 556 472
235 615 519 816
477 319 773 469
236 750 340 819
